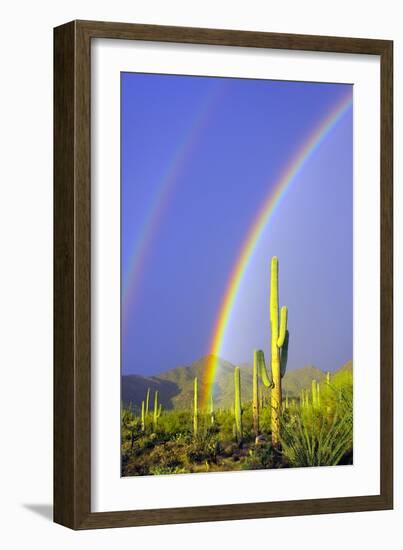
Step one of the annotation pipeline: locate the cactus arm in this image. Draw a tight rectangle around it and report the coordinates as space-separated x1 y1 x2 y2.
280 330 289 378
277 306 288 347
257 350 273 388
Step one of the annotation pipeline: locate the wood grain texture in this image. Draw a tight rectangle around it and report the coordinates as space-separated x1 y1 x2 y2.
54 20 393 530
54 21 76 528
379 41 393 506
54 20 91 528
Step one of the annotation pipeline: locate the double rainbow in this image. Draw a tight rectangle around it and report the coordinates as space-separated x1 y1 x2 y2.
122 82 227 323
201 92 353 408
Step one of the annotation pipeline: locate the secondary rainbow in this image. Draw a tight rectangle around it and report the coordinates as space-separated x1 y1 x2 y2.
201 92 353 408
123 83 226 323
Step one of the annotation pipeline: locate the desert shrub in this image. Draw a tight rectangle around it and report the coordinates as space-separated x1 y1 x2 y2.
186 432 222 463
280 383 353 467
157 410 192 436
214 409 236 441
258 405 272 434
147 441 187 470
241 443 274 470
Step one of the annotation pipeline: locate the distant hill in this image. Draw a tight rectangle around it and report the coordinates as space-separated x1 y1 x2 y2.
334 360 353 374
122 356 352 411
282 365 326 395
331 360 353 387
121 374 180 410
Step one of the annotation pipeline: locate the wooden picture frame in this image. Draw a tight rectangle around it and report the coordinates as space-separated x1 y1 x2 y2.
54 20 393 529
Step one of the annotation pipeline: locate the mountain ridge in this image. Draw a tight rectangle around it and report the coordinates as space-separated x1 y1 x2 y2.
122 355 352 411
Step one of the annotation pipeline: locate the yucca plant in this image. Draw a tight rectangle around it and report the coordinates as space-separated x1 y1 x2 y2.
280 391 353 467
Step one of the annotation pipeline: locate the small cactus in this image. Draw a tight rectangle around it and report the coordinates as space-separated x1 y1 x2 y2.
312 379 319 408
153 390 161 430
141 400 145 431
234 366 243 443
252 351 260 435
145 387 150 417
300 389 309 408
193 377 198 435
210 393 215 426
144 388 151 418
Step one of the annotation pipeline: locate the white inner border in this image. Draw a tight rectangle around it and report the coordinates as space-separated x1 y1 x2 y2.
91 39 380 512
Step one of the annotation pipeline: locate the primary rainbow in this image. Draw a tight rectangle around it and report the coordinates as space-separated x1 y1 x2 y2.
201 92 353 408
122 82 226 323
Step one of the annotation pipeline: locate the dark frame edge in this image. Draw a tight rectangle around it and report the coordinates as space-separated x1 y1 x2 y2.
54 20 76 529
54 20 91 530
54 20 393 530
77 494 391 530
379 39 393 510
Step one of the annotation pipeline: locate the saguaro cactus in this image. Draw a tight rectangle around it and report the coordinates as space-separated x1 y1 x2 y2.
234 366 243 443
312 379 321 409
269 257 289 447
141 400 145 431
210 394 215 426
253 258 289 447
255 258 289 445
193 377 198 435
145 387 151 417
252 351 260 435
153 390 161 430
252 350 270 435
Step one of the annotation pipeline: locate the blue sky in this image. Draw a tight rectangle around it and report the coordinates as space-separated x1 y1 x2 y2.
121 72 353 376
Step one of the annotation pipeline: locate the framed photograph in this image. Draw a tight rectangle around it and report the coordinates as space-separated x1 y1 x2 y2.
54 20 393 529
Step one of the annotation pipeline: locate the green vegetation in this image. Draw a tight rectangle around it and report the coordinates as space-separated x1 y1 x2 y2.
121 363 353 476
280 370 353 466
121 257 353 476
